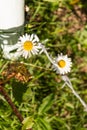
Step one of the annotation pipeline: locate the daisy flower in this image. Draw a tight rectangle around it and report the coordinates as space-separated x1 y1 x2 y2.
52 53 72 75
16 34 41 58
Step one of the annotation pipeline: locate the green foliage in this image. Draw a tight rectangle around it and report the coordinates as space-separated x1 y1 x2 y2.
22 117 34 130
0 0 87 130
22 94 54 130
35 117 52 130
38 94 54 114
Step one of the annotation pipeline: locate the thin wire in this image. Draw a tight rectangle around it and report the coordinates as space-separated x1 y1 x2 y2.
41 45 57 67
62 75 87 111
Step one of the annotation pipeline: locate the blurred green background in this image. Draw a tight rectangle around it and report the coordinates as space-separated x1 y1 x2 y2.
0 0 87 129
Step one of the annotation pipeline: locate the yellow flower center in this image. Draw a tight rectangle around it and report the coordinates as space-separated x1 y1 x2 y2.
58 60 66 68
23 41 33 51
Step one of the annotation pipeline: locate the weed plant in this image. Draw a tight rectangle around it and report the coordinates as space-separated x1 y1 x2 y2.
0 0 87 130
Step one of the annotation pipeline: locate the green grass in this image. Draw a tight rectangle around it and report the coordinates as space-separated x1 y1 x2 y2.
0 0 87 130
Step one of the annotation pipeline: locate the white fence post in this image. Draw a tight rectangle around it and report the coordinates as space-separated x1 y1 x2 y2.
0 0 25 47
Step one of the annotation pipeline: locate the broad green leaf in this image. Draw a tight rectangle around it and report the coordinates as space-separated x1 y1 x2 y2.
22 116 34 130
38 94 54 114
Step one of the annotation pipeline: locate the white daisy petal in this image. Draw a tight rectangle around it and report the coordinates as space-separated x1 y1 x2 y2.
29 34 34 41
32 34 39 42
31 50 35 55
23 51 28 59
25 33 30 40
32 47 39 53
52 53 72 75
